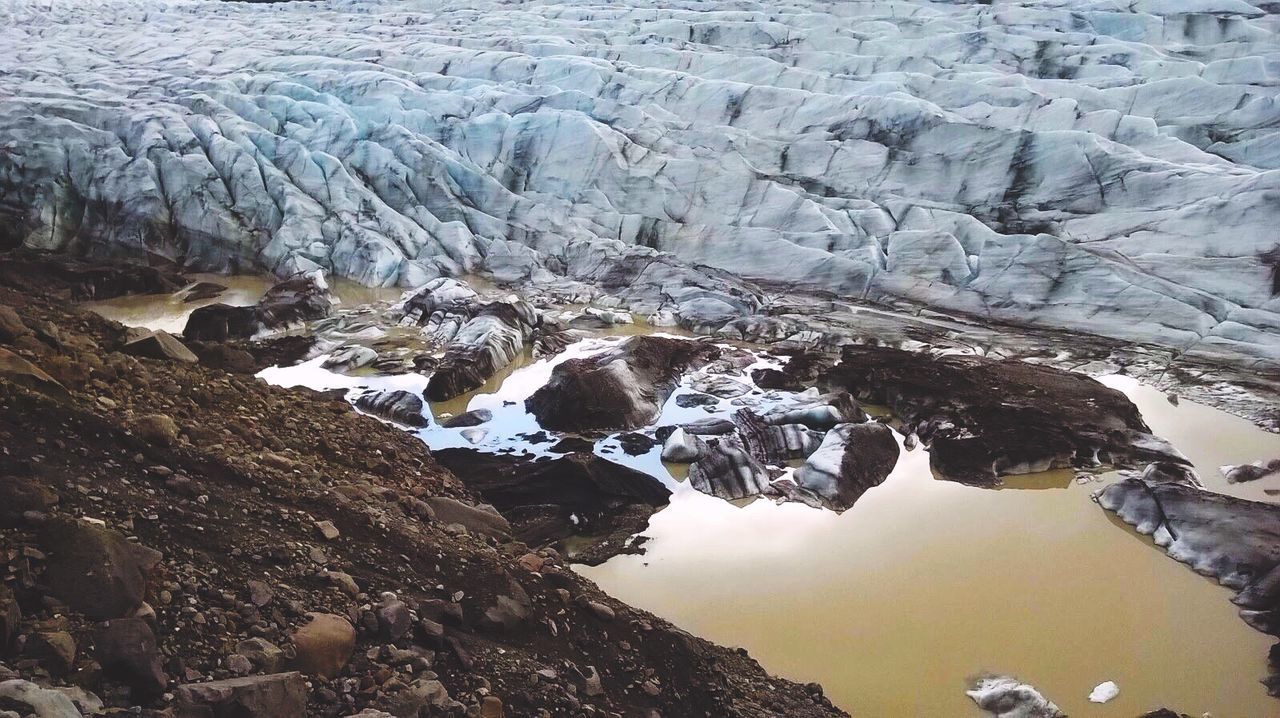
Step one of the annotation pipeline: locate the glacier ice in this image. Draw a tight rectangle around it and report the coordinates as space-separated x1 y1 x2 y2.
2 0 1279 365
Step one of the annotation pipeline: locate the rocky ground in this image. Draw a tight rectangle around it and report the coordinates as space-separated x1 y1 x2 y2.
0 259 846 716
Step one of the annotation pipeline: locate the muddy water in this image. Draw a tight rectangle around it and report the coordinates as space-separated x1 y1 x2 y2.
83 287 1280 716
84 273 403 334
581 376 1280 718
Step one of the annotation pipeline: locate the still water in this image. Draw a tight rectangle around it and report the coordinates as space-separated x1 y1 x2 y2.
85 281 1280 717
580 374 1280 717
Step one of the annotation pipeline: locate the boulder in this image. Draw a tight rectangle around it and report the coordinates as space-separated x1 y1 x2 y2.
661 427 703 463
182 303 258 342
793 422 899 511
288 613 354 679
422 496 511 539
733 409 823 464
27 631 76 675
424 301 537 401
174 672 307 718
39 517 162 620
527 336 720 431
0 679 82 718
93 617 167 699
235 638 285 673
122 330 198 363
0 347 65 395
762 392 862 430
133 413 179 446
321 345 378 372
355 390 427 427
0 305 29 343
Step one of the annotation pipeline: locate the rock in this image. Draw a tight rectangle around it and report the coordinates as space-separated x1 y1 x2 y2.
235 638 285 673
353 389 427 422
246 580 274 607
27 631 76 675
288 613 355 679
133 413 179 446
0 306 29 343
122 330 198 363
313 520 340 541
0 679 82 718
256 272 333 329
1087 680 1118 703
793 422 899 511
0 585 20 647
183 304 259 342
422 496 511 539
732 409 823 464
527 336 719 431
581 666 603 697
585 601 614 621
93 617 167 699
751 353 832 391
516 553 546 573
390 678 451 717
376 598 412 641
479 696 504 718
821 345 1181 485
965 676 1064 718
0 347 65 395
39 517 162 620
174 672 307 718
0 475 59 527
441 409 493 428
433 449 670 547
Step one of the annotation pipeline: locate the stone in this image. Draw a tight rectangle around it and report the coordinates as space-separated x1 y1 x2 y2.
0 305 29 343
255 272 333 329
174 672 307 718
660 427 702 463
526 336 720 431
0 475 59 527
479 696 504 718
422 496 511 539
93 617 167 699
183 303 259 342
247 580 274 607
390 678 451 717
27 631 76 675
376 599 412 641
585 601 614 621
0 347 65 395
133 413 179 446
235 638 286 673
0 585 20 648
122 330 198 363
0 679 82 718
354 390 428 427
39 517 162 620
289 613 354 679
314 520 340 541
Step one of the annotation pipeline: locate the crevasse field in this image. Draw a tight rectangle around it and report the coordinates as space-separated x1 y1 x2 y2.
2 0 1278 367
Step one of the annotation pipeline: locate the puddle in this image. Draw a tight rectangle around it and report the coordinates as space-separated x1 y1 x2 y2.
85 286 1280 717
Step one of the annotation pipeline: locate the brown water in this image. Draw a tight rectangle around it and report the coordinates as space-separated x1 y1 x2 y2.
580 375 1280 717
83 273 403 334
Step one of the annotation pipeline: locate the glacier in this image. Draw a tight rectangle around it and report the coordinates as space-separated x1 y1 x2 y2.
2 0 1279 366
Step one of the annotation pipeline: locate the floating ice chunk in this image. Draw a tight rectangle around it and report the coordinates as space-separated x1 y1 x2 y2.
966 676 1064 718
1088 680 1119 703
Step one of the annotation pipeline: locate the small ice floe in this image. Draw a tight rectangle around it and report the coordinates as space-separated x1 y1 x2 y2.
1088 680 1119 703
1220 459 1280 484
966 676 1064 717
